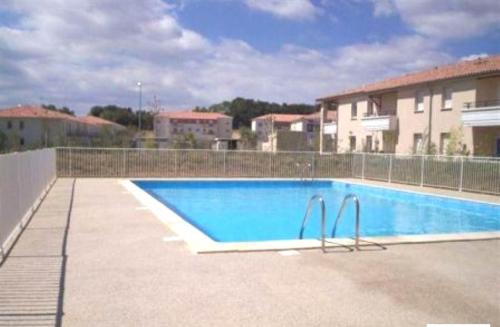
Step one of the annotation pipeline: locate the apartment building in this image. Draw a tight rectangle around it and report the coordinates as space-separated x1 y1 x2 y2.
251 114 304 143
154 111 233 145
0 105 126 149
318 55 500 156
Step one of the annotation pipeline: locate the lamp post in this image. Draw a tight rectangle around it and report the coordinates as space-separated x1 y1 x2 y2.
137 81 142 131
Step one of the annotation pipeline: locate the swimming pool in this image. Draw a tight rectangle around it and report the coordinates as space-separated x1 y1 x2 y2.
133 180 500 243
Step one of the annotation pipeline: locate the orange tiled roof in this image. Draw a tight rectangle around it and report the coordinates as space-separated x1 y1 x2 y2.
0 105 79 121
253 114 305 123
157 110 231 120
318 55 500 101
76 115 124 128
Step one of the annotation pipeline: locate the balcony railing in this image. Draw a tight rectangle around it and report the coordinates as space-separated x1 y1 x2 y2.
361 113 397 131
462 99 500 127
463 99 500 109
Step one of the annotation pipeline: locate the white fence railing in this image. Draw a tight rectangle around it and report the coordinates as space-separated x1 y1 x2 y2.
55 147 500 195
352 153 500 195
56 147 353 179
0 148 57 262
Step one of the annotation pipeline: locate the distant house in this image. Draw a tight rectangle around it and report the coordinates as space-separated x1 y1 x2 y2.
251 114 304 143
154 111 233 146
290 110 337 134
76 115 126 136
0 105 125 149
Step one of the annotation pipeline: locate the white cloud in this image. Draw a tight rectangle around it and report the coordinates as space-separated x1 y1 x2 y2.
460 53 489 61
370 0 396 17
393 0 500 39
244 0 320 21
0 0 462 114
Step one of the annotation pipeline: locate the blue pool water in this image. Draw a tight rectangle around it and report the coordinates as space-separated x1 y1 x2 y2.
134 180 500 242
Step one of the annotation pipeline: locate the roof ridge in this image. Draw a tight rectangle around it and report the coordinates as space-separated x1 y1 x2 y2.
319 54 500 100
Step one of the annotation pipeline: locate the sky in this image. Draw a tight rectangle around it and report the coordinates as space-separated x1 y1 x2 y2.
0 0 499 114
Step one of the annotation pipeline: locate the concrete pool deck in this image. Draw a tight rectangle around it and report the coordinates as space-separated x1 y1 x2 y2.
0 178 499 326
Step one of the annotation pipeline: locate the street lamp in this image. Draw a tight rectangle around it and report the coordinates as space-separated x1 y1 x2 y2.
137 81 142 131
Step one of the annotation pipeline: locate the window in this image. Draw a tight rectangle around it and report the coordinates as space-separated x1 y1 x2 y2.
367 101 374 116
413 133 423 154
351 102 357 119
349 136 356 151
415 91 424 112
440 133 450 154
19 121 24 130
7 121 12 129
365 136 372 152
442 87 452 110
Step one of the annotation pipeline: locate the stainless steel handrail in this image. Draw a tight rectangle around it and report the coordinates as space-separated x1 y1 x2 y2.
331 194 361 250
296 162 313 181
298 194 327 252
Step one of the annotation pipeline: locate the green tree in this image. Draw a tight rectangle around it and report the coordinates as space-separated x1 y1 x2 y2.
239 127 257 149
0 130 7 153
446 127 469 156
42 104 75 116
195 97 316 128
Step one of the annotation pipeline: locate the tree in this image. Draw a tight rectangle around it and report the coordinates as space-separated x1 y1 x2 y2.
194 97 316 128
239 127 257 149
446 126 469 156
42 104 75 116
89 105 155 130
0 130 7 153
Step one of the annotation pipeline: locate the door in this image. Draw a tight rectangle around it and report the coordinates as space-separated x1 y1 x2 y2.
496 137 500 156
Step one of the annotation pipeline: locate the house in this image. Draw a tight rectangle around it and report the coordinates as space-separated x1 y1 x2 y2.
0 105 87 149
0 105 125 150
154 110 233 147
251 112 337 152
76 115 126 136
317 55 500 156
290 110 337 137
251 114 304 143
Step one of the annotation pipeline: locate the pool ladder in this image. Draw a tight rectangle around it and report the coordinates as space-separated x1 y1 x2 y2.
296 162 313 181
299 194 360 252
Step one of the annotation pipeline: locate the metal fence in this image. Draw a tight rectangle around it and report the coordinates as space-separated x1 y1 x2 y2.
55 147 500 195
56 147 353 179
352 153 500 195
0 148 56 262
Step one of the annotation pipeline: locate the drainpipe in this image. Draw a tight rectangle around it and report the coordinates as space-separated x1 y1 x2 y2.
427 84 434 154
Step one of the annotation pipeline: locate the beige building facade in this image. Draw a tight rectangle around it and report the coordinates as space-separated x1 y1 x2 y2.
319 56 500 156
0 105 126 150
154 111 233 145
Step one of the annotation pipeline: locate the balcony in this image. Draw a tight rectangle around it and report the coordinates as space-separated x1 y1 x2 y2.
462 100 500 127
323 122 337 134
361 114 397 131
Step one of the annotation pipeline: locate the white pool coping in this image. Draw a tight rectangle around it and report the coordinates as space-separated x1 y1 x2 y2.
121 178 500 254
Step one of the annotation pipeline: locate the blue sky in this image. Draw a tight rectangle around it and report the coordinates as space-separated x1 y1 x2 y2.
0 0 499 114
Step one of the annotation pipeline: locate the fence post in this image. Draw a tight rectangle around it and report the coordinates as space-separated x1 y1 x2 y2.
69 148 72 177
420 155 425 187
223 150 227 176
361 153 366 180
122 149 126 177
311 152 315 178
174 150 178 176
458 156 464 192
268 152 273 177
388 154 393 183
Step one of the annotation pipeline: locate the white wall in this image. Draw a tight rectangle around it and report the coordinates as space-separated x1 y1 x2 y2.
0 148 56 262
